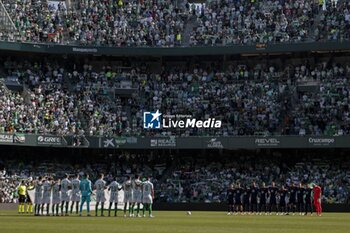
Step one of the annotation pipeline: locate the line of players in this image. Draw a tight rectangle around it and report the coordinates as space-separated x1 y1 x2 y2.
30 173 155 217
226 181 323 216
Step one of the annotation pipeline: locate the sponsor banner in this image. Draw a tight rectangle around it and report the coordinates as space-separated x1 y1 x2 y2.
206 138 224 149
254 137 281 147
0 134 13 144
208 137 240 149
72 47 98 53
37 135 62 146
150 137 176 147
103 138 126 148
102 137 138 148
4 134 350 149
13 134 25 144
307 137 336 147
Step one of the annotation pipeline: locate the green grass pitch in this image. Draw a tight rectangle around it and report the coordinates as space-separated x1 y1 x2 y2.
0 211 350 233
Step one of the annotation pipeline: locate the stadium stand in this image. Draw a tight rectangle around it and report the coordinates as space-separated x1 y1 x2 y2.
0 0 348 46
0 0 186 46
0 150 349 204
1 57 350 136
0 0 349 215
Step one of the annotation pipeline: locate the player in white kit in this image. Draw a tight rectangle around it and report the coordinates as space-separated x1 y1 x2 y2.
42 177 53 216
51 179 61 216
70 174 81 214
94 173 106 216
34 177 43 216
108 177 121 217
61 174 71 216
142 177 154 218
132 175 143 217
123 176 133 217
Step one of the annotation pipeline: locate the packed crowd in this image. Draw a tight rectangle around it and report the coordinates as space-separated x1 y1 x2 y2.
66 0 185 46
0 0 349 46
1 152 349 204
1 59 136 136
137 64 284 136
1 58 350 136
284 62 350 136
315 0 350 42
1 0 66 43
1 0 186 46
0 169 19 203
0 60 82 135
190 0 317 45
158 153 350 204
0 153 169 203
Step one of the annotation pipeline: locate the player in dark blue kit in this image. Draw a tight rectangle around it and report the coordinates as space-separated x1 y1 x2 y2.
278 185 288 215
288 183 297 215
268 182 278 215
297 183 305 215
242 185 251 214
258 182 268 215
304 185 313 215
227 184 235 215
250 182 258 214
235 183 243 215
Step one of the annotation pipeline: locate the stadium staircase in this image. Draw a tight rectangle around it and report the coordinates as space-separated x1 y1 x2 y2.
21 85 32 105
0 79 9 93
57 4 70 44
277 83 295 134
308 6 323 42
174 0 198 46
0 0 20 41
307 0 343 41
66 76 91 133
62 0 82 43
77 109 89 133
274 66 298 135
182 15 198 46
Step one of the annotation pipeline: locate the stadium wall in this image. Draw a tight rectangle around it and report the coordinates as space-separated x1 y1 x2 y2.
153 203 350 212
1 203 350 212
1 134 350 149
0 41 349 56
156 204 350 212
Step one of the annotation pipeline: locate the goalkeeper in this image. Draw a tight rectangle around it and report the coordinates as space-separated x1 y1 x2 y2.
79 174 93 216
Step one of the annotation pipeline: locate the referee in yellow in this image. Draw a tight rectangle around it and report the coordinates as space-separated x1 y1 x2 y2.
17 180 27 214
